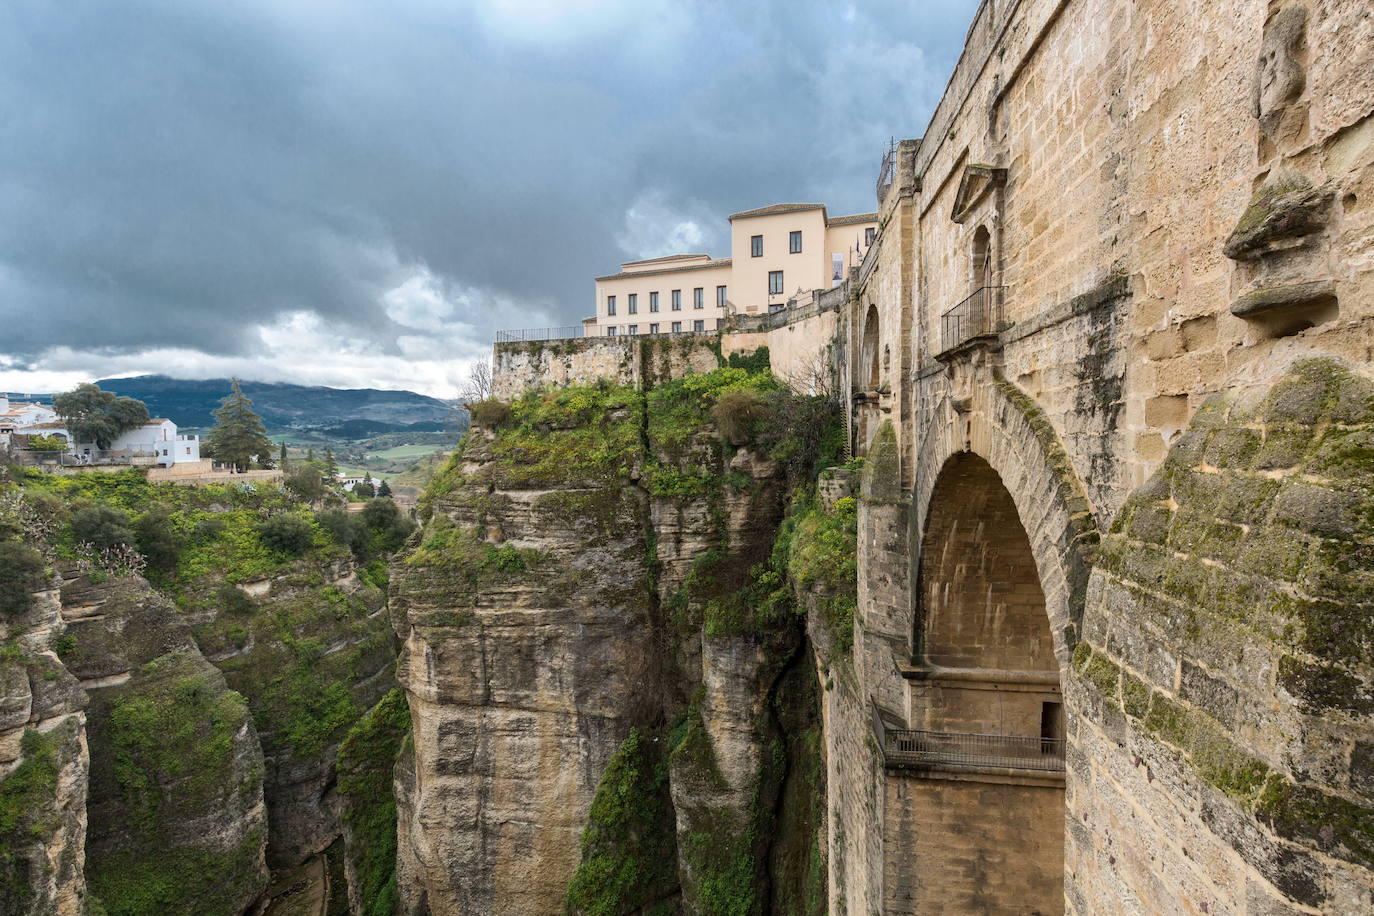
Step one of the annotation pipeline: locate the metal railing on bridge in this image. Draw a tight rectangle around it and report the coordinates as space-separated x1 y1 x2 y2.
494 326 586 343
872 703 1064 772
939 285 1005 354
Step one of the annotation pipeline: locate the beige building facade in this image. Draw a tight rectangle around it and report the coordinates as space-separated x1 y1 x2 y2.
589 203 875 337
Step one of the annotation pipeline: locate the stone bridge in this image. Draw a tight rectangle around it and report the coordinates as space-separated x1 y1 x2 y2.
832 0 1374 912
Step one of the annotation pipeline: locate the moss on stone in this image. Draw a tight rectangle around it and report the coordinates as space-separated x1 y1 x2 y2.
1074 644 1120 699
859 422 901 504
564 728 679 915
1256 776 1374 863
0 728 62 913
86 651 266 916
337 689 411 916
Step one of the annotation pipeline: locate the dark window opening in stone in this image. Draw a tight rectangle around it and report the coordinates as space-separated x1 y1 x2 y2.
971 224 992 292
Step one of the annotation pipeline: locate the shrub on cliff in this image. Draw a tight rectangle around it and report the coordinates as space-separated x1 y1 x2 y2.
70 504 135 551
0 541 48 616
468 399 512 429
712 389 770 445
256 514 314 556
565 728 678 914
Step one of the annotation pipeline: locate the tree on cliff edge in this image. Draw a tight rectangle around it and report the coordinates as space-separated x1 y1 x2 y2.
206 379 274 472
54 383 150 449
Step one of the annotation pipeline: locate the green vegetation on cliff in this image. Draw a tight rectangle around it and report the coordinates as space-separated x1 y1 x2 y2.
337 689 411 916
0 729 62 913
565 728 679 915
86 651 266 916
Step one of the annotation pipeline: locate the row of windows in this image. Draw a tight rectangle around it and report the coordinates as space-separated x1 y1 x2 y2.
749 228 875 257
751 231 806 257
607 286 726 315
606 319 712 336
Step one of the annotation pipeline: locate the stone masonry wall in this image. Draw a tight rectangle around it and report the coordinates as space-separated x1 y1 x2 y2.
838 0 1374 910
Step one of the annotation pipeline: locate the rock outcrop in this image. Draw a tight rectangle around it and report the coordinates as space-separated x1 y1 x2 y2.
60 571 270 916
0 581 90 916
392 364 844 914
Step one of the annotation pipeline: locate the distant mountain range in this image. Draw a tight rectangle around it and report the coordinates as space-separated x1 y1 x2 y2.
93 375 458 432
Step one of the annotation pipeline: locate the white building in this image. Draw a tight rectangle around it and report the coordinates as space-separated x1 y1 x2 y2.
75 418 201 467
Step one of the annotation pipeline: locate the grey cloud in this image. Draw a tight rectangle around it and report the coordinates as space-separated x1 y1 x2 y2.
0 0 977 380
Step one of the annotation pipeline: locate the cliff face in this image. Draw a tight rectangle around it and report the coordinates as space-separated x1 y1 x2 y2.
0 469 410 916
61 571 270 916
393 357 847 914
0 581 89 916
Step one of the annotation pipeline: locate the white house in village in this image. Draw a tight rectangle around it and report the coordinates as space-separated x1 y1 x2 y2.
1 395 201 467
76 418 201 467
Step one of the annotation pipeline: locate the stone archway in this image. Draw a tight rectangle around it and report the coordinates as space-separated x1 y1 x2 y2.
895 450 1065 915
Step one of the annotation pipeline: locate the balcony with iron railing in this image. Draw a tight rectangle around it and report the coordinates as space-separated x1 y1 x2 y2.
938 285 1005 355
871 701 1064 774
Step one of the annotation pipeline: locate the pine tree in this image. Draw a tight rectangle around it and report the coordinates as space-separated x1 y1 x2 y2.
279 441 288 468
307 447 316 463
206 378 274 472
377 479 392 499
322 448 339 479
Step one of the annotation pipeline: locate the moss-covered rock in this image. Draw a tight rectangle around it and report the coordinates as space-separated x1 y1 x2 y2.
337 688 411 916
1083 358 1374 902
85 649 268 916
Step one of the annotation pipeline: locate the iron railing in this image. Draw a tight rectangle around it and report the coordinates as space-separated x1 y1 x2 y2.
876 138 898 205
494 326 586 343
885 728 1064 772
939 285 1004 353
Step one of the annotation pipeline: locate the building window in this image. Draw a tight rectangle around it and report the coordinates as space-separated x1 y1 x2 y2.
671 321 682 333
693 319 705 332
628 293 638 314
693 287 704 309
628 324 639 335
768 270 784 295
750 235 763 257
607 295 616 316
607 327 617 336
865 227 876 246
649 322 660 334
671 289 681 310
789 230 802 253
716 285 727 307
650 291 659 312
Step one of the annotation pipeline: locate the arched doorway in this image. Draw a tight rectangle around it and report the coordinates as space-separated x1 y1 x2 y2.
902 452 1064 914
861 304 881 389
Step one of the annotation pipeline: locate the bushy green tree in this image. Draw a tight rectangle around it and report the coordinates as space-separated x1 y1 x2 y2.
206 379 274 472
360 498 415 555
376 479 392 499
352 479 375 500
53 383 150 449
133 507 180 575
256 515 314 556
0 541 48 616
284 465 326 503
70 505 134 551
316 508 364 552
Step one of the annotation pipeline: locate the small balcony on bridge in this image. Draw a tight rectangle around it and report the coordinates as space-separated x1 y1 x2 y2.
872 701 1064 778
937 285 1005 356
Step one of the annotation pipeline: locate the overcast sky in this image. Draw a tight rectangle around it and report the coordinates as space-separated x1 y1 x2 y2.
0 0 977 398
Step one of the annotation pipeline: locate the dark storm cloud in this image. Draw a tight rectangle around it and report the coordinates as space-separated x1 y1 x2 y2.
0 0 977 385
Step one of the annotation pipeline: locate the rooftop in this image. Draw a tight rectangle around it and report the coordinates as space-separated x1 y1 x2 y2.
595 257 733 282
727 202 825 220
827 212 878 227
620 253 712 270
